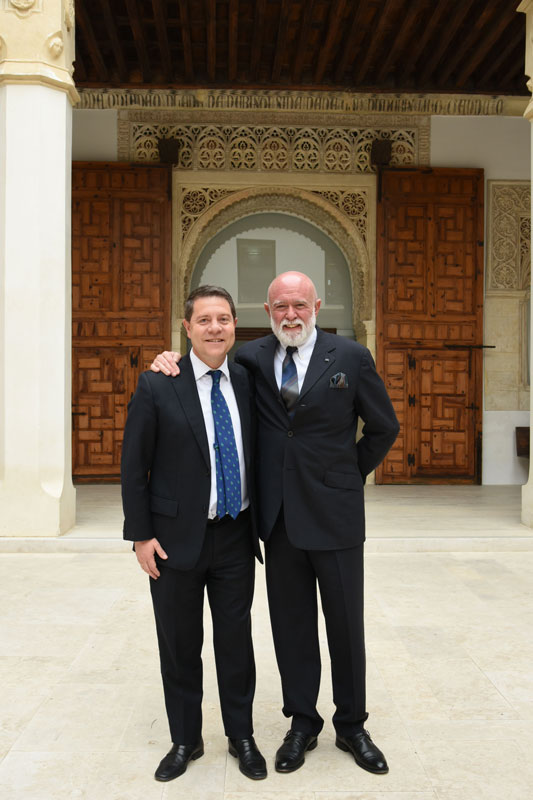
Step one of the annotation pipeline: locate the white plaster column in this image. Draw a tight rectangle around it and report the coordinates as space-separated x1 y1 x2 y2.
0 0 78 535
519 1 533 525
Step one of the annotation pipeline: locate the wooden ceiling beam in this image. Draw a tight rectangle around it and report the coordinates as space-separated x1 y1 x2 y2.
178 0 194 81
250 0 267 81
97 0 128 82
421 0 476 83
455 10 515 88
438 4 497 86
151 0 173 81
353 0 399 85
499 60 525 89
205 0 216 81
292 0 316 84
73 49 88 83
271 0 292 83
76 0 109 82
333 0 367 84
401 1 447 80
376 0 423 83
314 0 348 84
228 0 239 81
125 0 151 82
481 23 524 86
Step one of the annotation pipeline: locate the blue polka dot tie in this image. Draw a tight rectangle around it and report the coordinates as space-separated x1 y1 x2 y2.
208 370 242 519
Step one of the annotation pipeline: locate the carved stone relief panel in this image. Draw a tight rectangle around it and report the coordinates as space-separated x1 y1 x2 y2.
4 0 42 17
487 180 531 292
118 111 429 172
485 180 531 406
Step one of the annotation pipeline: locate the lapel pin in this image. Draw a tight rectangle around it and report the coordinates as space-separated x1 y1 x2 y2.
324 358 330 362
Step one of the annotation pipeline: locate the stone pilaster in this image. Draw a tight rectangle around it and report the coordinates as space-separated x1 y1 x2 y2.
0 0 77 535
518 0 533 524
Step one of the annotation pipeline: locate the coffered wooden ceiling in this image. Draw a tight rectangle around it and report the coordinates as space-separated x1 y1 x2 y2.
74 0 526 96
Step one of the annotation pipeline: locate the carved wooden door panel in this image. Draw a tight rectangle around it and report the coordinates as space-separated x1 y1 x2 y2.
72 164 171 480
377 169 483 484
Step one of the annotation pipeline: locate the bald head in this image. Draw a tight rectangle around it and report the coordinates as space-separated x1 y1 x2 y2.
267 271 317 306
265 271 321 347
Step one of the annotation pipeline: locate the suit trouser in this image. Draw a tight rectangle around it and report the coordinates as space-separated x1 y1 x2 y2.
149 509 256 743
265 512 368 737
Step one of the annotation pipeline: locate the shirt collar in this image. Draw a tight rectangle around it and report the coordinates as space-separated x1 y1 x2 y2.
190 349 230 381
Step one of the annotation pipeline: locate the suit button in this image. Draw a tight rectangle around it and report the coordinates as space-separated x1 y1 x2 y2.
287 430 294 438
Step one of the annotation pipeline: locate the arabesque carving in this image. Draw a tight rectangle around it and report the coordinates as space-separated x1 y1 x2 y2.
487 181 531 291
126 120 420 173
175 185 372 340
180 188 235 239
311 190 368 243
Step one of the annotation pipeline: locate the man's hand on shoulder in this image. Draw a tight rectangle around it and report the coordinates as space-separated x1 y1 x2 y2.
134 538 168 579
150 351 182 377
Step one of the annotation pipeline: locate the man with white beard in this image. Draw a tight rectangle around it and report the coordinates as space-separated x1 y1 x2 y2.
152 271 399 776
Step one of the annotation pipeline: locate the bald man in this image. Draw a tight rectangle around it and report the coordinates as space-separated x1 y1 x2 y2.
152 271 399 775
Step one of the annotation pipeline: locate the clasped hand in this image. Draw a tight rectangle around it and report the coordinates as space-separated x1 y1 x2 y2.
151 351 182 377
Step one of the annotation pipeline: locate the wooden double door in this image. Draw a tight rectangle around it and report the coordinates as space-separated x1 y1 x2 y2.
376 168 484 483
72 163 171 480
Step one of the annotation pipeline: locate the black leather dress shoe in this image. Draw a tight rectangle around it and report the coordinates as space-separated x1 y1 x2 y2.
275 730 318 773
336 730 389 774
228 737 267 780
154 738 204 781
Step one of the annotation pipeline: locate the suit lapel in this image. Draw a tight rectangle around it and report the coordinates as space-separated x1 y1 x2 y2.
169 355 211 469
299 328 337 402
256 334 280 398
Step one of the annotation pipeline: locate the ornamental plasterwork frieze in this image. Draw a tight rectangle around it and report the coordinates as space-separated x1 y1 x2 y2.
118 114 427 172
312 190 368 243
179 186 369 245
487 181 531 292
181 188 236 239
78 88 527 117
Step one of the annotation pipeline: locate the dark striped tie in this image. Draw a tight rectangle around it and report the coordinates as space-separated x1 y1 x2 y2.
281 346 299 413
208 370 242 519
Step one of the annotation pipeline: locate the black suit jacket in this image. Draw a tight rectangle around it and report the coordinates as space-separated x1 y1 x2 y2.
235 328 399 550
121 354 262 569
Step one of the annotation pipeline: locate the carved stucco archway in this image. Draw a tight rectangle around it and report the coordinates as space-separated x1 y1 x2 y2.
174 185 373 344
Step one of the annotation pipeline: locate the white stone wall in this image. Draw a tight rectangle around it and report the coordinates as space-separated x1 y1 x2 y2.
72 110 118 161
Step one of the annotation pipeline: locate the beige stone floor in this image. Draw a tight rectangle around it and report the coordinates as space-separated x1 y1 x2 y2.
1 485 533 799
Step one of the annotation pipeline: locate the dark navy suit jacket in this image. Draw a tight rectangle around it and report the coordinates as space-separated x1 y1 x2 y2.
235 328 399 550
121 354 262 569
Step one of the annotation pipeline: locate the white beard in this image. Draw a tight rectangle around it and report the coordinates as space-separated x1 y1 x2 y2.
271 310 316 348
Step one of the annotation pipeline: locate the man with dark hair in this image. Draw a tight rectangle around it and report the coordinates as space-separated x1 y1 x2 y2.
122 285 267 782
184 285 237 321
152 271 399 776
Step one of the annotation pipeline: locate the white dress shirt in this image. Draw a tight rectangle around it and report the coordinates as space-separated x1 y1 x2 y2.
274 326 318 391
190 349 249 519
